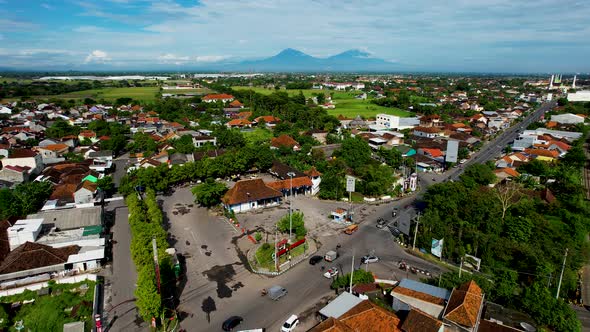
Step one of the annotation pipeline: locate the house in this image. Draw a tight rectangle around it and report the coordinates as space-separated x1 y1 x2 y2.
312 299 402 332
306 129 329 144
37 144 69 163
418 148 444 160
202 94 235 103
192 134 217 148
271 135 300 151
87 150 113 172
222 179 282 213
78 130 98 143
74 180 97 206
376 114 419 130
441 280 484 332
228 100 244 108
226 118 252 128
495 153 528 168
1 149 44 175
413 127 442 138
419 115 441 127
254 115 281 127
391 278 451 318
401 309 444 332
267 176 313 197
0 165 30 184
305 167 322 195
494 168 520 181
546 140 570 157
0 242 80 276
523 148 559 161
139 158 162 168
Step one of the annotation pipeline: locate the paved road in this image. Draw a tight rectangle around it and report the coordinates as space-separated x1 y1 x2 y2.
103 201 145 332
447 101 556 181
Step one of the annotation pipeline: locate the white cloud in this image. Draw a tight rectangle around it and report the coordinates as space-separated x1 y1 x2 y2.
41 3 53 10
195 55 230 63
84 50 111 63
158 53 190 65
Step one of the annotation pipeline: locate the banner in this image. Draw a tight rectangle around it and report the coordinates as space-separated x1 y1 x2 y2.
431 238 443 258
464 254 482 271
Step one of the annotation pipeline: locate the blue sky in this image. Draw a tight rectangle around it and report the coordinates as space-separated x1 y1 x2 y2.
0 0 589 72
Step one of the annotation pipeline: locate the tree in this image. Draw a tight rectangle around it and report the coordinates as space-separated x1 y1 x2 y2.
97 176 115 195
171 135 195 154
458 147 470 161
557 97 568 106
460 163 496 187
191 179 228 207
213 127 245 148
331 269 374 290
376 147 402 168
276 212 306 239
46 119 79 138
135 265 162 323
338 136 371 170
493 182 521 223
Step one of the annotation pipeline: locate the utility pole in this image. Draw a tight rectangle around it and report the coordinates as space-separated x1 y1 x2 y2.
274 229 279 272
350 250 355 291
459 256 463 278
287 172 295 243
556 248 568 299
412 212 421 251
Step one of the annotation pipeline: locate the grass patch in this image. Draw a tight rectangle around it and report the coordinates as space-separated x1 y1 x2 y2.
232 86 412 119
4 87 161 103
254 242 309 272
161 88 212 95
243 127 274 146
350 192 364 202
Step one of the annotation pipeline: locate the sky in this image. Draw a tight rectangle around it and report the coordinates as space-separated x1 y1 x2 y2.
0 0 589 72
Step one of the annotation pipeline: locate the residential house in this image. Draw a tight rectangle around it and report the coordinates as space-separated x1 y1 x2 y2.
546 140 570 157
0 242 80 276
254 115 281 128
192 134 217 148
418 148 444 160
523 148 559 162
347 115 368 129
305 167 322 195
202 94 235 103
413 127 443 138
37 144 69 163
401 309 444 332
73 180 97 206
441 280 484 332
228 100 244 108
306 129 329 144
271 135 300 151
1 149 43 175
311 299 402 332
87 150 113 172
0 165 30 184
419 115 441 127
78 130 98 143
226 118 252 128
391 279 451 319
494 168 520 181
495 153 529 168
222 179 282 213
139 158 162 169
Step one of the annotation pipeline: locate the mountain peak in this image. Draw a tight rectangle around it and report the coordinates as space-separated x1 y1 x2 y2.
275 48 310 57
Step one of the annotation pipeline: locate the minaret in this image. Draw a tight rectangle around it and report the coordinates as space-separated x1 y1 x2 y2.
549 75 554 89
573 75 577 89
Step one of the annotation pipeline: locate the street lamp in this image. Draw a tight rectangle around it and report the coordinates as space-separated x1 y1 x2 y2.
287 172 295 242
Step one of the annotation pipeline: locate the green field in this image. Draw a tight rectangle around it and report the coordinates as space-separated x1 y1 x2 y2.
161 88 212 95
0 87 160 103
232 86 411 119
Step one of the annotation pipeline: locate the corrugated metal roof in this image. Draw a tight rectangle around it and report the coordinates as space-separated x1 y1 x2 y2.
398 279 451 300
319 292 364 318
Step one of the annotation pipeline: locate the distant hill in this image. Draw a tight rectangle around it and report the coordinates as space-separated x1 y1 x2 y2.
232 48 400 72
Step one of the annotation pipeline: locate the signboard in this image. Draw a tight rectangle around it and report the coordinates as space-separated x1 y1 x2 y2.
464 254 482 271
446 140 459 163
346 176 356 192
397 217 411 236
431 238 443 258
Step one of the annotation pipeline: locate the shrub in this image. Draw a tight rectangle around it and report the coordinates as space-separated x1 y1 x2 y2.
255 232 263 242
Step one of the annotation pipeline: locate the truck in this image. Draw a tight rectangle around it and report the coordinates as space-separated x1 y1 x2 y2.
324 250 339 262
343 224 358 235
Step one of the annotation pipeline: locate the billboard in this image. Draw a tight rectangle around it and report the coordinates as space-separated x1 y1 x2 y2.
464 254 482 271
346 176 356 192
431 238 443 258
397 217 411 236
446 140 459 163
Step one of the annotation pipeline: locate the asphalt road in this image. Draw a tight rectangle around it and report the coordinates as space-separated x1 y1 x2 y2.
447 101 556 181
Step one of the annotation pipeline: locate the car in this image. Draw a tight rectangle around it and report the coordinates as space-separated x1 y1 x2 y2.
432 178 436 181
361 255 379 264
376 218 387 228
323 267 339 278
388 226 401 237
281 314 300 332
222 316 243 331
309 255 323 265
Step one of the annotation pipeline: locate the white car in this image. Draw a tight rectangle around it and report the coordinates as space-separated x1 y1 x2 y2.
323 267 339 278
281 314 299 332
361 255 379 264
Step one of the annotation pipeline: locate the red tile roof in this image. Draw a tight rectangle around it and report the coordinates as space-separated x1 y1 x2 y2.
338 300 402 332
548 140 570 151
414 126 442 134
229 100 243 107
267 177 313 191
420 148 443 158
79 130 97 138
222 179 282 206
8 149 37 158
227 119 252 127
3 165 31 173
203 93 234 101
309 317 355 332
523 149 559 158
271 135 299 149
401 308 443 332
443 280 484 328
494 168 520 178
305 167 322 177
254 115 281 123
237 111 252 119
41 143 69 152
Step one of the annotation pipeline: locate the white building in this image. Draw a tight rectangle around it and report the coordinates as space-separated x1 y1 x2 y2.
8 219 44 250
1 149 44 175
551 113 585 125
567 91 590 102
376 114 420 130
